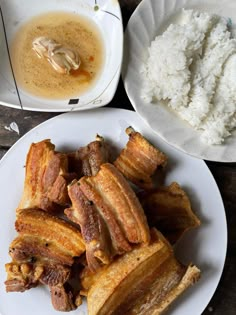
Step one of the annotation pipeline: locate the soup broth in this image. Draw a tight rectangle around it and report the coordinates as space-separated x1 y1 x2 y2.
11 11 105 99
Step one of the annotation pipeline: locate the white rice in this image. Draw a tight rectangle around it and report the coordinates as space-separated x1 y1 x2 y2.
141 9 236 145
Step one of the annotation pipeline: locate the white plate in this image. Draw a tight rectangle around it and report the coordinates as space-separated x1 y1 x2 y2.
0 108 227 315
123 0 236 162
0 0 123 112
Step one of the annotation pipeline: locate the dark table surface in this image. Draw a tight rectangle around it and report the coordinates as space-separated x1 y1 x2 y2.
0 1 235 314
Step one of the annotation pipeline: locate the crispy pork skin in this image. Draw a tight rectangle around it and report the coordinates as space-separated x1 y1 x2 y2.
5 208 85 309
65 182 112 272
15 209 85 260
9 235 75 266
138 182 201 244
68 135 111 178
77 135 111 177
18 140 74 212
65 163 150 271
114 127 167 189
86 229 200 315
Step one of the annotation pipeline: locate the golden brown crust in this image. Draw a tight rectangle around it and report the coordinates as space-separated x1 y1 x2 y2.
114 127 167 190
5 134 202 313
5 140 86 312
68 135 111 178
15 208 85 259
77 135 111 176
138 182 201 244
80 265 109 297
95 163 150 243
6 208 85 310
18 140 72 212
66 181 112 272
9 235 74 266
79 177 132 253
82 163 150 246
136 265 201 315
65 163 150 271
48 173 77 205
86 229 200 315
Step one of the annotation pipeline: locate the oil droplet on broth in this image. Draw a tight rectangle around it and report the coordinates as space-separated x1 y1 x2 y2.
11 11 105 100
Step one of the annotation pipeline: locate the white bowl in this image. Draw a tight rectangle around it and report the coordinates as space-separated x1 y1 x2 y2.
0 0 123 112
123 0 236 162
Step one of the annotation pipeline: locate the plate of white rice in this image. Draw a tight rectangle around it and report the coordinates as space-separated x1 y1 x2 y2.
123 0 236 162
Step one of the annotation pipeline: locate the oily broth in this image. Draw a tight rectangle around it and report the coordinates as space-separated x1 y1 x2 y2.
11 12 105 99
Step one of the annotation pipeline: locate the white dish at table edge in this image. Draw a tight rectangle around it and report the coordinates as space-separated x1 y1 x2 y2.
0 0 123 112
123 0 236 162
0 108 227 315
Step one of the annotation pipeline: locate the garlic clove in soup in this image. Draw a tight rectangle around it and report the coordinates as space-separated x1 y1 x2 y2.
48 46 80 74
32 36 81 74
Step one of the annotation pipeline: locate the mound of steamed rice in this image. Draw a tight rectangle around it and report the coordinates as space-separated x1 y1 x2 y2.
141 9 236 145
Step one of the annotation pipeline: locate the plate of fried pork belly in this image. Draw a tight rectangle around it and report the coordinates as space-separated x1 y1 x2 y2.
0 108 227 315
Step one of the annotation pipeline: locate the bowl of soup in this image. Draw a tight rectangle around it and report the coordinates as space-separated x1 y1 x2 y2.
0 0 123 111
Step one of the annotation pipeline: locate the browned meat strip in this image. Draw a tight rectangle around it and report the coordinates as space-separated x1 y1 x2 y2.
86 229 200 315
47 173 77 205
39 263 71 286
138 182 201 244
78 135 111 176
65 181 112 272
9 235 75 266
65 163 150 271
69 135 111 178
15 209 85 260
78 178 132 254
50 284 77 312
6 208 84 302
114 127 167 189
5 278 36 293
18 139 76 212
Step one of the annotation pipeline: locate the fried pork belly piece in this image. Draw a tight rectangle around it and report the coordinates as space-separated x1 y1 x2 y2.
114 127 167 190
9 235 74 266
65 163 150 272
139 182 201 244
80 264 108 297
68 135 111 177
5 261 70 292
47 172 78 206
13 208 85 264
130 265 200 315
18 139 76 212
85 229 200 315
5 209 85 311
